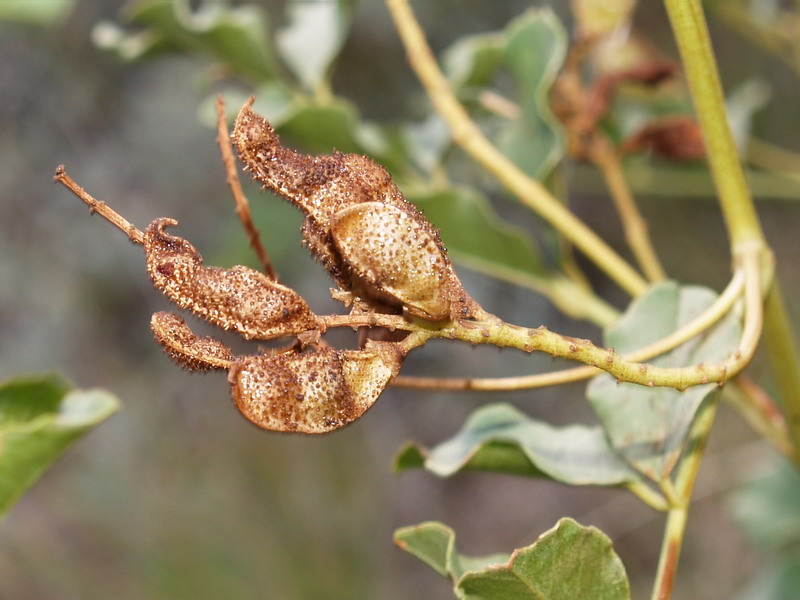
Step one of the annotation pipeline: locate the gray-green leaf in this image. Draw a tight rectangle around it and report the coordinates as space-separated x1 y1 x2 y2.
395 518 630 600
728 459 800 551
732 555 800 600
395 403 641 487
0 374 120 517
587 281 742 482
276 0 353 92
94 0 275 83
410 187 550 283
443 32 505 93
276 99 363 154
498 9 567 181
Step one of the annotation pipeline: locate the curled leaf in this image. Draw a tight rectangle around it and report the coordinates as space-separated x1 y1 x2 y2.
150 311 234 371
232 98 479 320
394 518 630 600
144 218 317 340
229 341 404 434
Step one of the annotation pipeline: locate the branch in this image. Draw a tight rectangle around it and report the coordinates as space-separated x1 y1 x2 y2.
56 167 761 391
652 398 719 600
396 248 760 390
384 0 649 298
668 0 800 457
54 165 144 245
215 95 277 280
393 269 745 391
665 0 765 247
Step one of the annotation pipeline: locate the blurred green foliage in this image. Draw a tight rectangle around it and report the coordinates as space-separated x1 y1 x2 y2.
729 461 800 600
395 518 629 599
0 0 75 25
0 375 118 516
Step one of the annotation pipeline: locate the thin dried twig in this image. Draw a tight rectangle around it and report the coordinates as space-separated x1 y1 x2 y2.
215 95 277 280
54 165 144 245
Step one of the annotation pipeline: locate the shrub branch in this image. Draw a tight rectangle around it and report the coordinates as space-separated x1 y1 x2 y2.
393 269 745 391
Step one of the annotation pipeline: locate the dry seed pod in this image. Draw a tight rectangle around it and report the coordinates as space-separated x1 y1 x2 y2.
330 202 452 320
150 311 235 371
144 218 318 340
232 98 479 321
232 98 405 221
229 342 404 434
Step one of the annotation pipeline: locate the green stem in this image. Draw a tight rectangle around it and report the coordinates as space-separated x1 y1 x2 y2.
651 398 720 600
666 0 800 461
398 250 761 390
590 136 667 282
651 506 688 600
626 481 669 512
763 281 800 459
664 0 765 246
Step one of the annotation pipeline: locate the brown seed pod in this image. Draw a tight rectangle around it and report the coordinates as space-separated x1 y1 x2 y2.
232 98 404 221
228 341 404 434
330 202 452 320
144 218 318 340
232 98 479 321
150 311 234 371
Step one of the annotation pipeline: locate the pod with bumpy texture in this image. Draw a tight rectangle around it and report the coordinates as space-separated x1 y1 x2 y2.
144 218 318 340
330 202 454 320
229 342 404 434
232 98 479 321
150 311 234 371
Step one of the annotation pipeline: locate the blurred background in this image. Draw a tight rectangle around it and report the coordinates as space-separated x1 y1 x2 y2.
1 0 799 598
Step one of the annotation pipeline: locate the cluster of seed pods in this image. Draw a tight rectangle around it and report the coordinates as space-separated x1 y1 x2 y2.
143 217 404 434
134 99 480 433
232 97 479 322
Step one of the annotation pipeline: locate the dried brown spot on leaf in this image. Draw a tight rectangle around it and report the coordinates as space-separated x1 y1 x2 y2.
144 218 318 340
150 311 234 371
229 341 404 434
232 98 479 321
